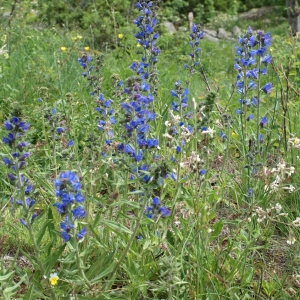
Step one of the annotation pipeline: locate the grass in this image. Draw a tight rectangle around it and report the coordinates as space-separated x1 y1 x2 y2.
1 4 300 300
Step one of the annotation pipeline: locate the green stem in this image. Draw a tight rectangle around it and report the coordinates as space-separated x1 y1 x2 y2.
104 203 144 291
75 241 91 287
27 223 57 299
256 57 262 155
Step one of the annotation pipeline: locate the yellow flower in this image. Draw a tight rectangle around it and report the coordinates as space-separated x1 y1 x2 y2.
73 35 83 41
49 273 59 286
136 43 141 48
118 33 123 39
60 47 67 51
84 46 90 51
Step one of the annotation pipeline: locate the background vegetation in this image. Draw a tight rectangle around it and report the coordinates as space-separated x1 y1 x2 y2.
0 0 300 299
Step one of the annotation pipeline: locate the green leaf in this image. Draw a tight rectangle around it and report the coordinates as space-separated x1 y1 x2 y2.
166 229 175 247
209 220 223 242
100 220 133 237
45 243 66 274
23 283 34 300
90 262 115 283
3 274 27 295
86 250 115 281
0 271 14 281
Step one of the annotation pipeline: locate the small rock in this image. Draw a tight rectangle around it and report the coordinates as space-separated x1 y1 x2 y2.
3 12 11 17
203 29 218 38
218 28 231 39
204 34 219 42
178 26 188 32
232 25 242 37
188 12 194 32
163 21 176 34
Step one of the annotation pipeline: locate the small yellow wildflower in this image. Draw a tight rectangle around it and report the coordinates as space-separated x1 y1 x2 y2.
60 46 67 51
84 46 90 51
136 43 141 48
118 33 123 39
49 273 59 286
73 35 83 41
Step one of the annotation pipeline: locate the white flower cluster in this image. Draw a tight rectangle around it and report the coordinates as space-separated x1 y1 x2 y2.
179 151 202 171
253 203 287 223
288 136 300 149
265 159 295 193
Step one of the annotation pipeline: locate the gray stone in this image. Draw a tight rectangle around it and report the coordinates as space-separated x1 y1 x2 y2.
163 21 176 34
203 29 217 38
3 12 11 17
203 34 219 42
188 12 194 32
218 28 231 39
178 26 188 32
232 26 242 37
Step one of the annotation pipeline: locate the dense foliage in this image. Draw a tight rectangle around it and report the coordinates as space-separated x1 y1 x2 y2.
1 0 287 48
1 0 300 299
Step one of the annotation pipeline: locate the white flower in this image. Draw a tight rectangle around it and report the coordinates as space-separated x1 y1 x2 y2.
287 237 296 245
292 217 300 227
282 185 295 193
274 203 282 213
201 127 215 137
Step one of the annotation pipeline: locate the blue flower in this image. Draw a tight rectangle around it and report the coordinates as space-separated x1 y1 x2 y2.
248 81 257 90
259 134 264 143
53 202 67 214
261 54 272 65
170 90 177 97
72 206 86 219
75 193 84 202
61 231 71 242
3 132 15 145
77 228 87 240
256 47 267 57
261 82 272 94
56 127 65 134
234 63 242 71
260 116 268 128
4 120 13 130
159 207 170 217
152 197 160 206
247 114 254 121
31 213 38 223
247 188 253 197
199 169 206 175
60 217 74 232
2 157 11 165
248 36 257 47
20 219 28 227
220 131 227 141
251 97 258 106
261 68 267 75
262 32 272 47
